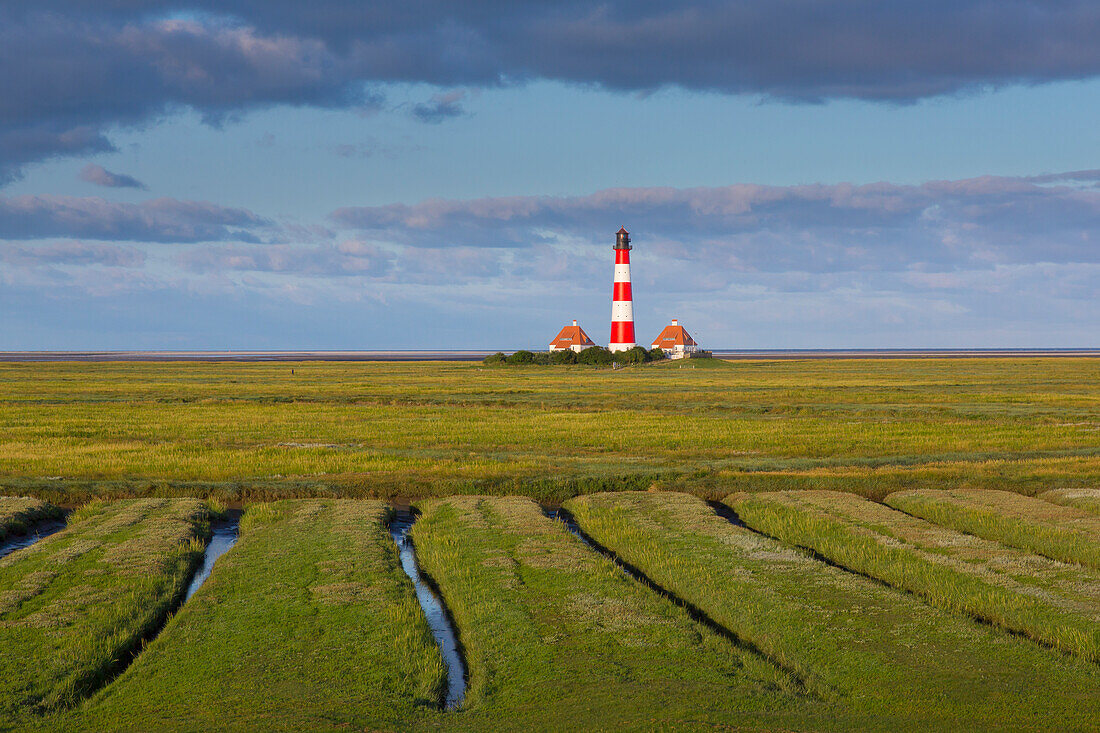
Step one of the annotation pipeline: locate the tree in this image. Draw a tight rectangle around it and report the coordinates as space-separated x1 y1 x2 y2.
505 350 536 365
619 346 649 364
577 346 614 365
482 352 507 365
548 349 577 364
648 347 666 361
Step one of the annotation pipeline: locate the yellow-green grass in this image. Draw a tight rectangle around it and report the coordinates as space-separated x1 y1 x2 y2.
729 490 1100 661
0 498 62 541
565 491 1100 731
0 499 209 729
410 495 811 730
1040 488 1100 516
60 500 444 732
887 489 1100 570
1 358 1098 504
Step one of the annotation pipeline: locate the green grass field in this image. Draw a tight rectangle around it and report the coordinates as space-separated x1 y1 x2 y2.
2 359 1098 730
4 489 1098 730
1 358 1097 504
565 491 1100 731
729 489 1100 660
0 499 209 729
410 495 809 730
61 500 444 732
887 489 1100 570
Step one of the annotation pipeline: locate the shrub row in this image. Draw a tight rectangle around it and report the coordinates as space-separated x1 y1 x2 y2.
484 346 665 366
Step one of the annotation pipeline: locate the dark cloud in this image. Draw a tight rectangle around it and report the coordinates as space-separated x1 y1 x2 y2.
6 2 1100 177
330 171 1100 271
0 194 270 242
0 11 377 182
79 163 146 189
0 124 114 185
410 90 470 124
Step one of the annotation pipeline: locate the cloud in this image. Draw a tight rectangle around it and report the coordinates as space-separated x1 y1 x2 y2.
7 3 1100 177
176 239 394 277
79 163 147 189
0 241 146 267
329 171 1100 275
3 167 1098 348
0 124 115 186
0 11 376 182
0 194 270 242
410 90 470 123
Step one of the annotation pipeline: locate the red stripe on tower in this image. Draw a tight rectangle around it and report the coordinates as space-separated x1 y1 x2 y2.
609 227 636 352
612 281 632 301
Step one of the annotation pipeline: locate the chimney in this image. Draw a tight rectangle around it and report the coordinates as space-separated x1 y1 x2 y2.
572 320 577 326
671 319 678 326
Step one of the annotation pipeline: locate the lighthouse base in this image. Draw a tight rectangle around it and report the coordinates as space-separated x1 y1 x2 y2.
608 342 636 353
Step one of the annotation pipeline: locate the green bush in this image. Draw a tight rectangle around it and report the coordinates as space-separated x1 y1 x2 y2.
548 349 578 364
505 350 536 365
619 346 650 364
577 346 614 365
648 347 666 361
482 352 507 365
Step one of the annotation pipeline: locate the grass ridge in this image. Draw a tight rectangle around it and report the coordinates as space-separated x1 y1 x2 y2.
729 491 1100 661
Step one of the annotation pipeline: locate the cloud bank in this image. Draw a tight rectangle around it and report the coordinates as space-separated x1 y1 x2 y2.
5 2 1100 179
4 169 1098 348
0 194 270 243
331 171 1100 273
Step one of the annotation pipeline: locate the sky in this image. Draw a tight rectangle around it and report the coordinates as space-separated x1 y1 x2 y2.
1 1 1098 350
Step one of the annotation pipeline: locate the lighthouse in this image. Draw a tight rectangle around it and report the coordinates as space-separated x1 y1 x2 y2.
609 227 636 352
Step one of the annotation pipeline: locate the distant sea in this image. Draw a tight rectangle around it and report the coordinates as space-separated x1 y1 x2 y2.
0 348 1097 362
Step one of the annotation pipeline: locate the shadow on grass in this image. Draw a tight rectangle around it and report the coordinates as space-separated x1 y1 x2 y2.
547 505 814 697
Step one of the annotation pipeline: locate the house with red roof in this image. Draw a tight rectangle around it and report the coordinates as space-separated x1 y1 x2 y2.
650 319 698 359
549 320 596 353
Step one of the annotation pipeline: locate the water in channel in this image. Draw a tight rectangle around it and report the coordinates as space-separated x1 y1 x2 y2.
389 510 466 710
545 508 593 545
0 519 66 559
184 515 241 601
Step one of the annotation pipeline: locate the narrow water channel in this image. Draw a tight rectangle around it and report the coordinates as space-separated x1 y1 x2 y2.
545 505 811 691
545 507 626 575
0 519 66 559
184 514 241 601
545 508 596 548
388 510 466 710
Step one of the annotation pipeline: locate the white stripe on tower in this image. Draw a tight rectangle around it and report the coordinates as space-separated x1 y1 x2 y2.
609 227 636 352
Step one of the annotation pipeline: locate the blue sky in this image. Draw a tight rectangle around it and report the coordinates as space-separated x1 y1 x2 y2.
1 2 1098 349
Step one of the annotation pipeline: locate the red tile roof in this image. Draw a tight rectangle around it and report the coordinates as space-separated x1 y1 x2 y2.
650 323 697 349
549 323 596 349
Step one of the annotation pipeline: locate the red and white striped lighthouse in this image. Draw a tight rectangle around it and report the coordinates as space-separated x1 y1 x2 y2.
609 226 636 352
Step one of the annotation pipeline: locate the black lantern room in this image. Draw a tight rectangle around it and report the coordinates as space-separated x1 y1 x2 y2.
615 226 631 250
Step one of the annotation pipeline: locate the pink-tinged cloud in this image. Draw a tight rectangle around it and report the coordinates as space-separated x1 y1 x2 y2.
79 164 146 189
0 241 146 267
329 171 1100 271
0 195 270 243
